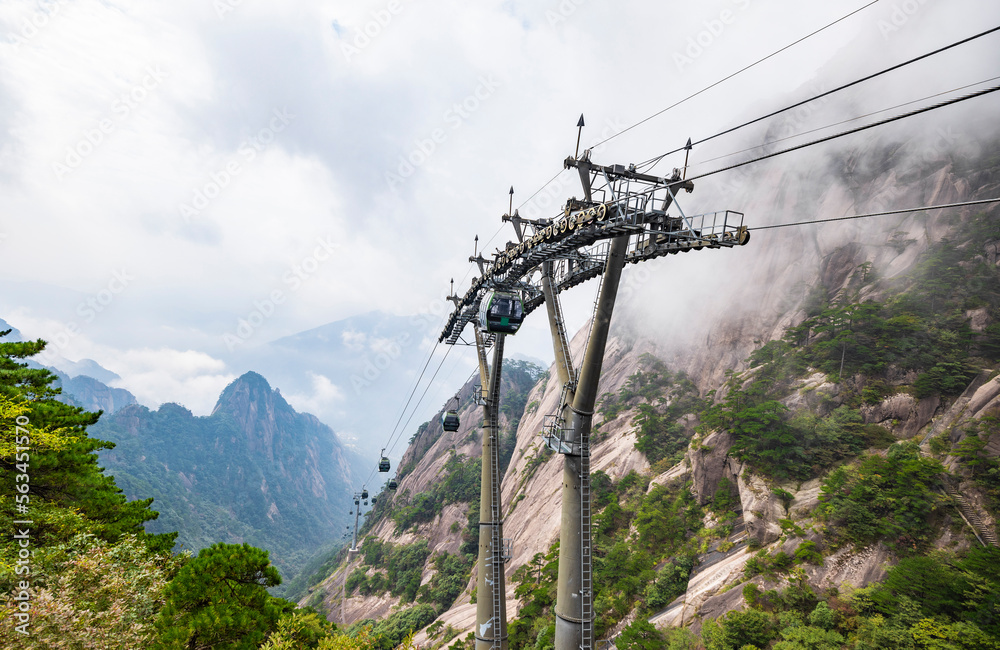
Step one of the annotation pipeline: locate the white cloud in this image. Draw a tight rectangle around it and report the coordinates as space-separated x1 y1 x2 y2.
285 372 346 417
341 330 367 352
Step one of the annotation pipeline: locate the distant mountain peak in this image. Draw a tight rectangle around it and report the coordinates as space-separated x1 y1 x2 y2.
214 371 286 411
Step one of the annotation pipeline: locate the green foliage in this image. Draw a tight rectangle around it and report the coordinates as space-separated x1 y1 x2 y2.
0 533 182 646
634 482 702 556
644 557 695 611
355 538 431 603
154 542 290 649
418 551 474 611
818 442 944 551
793 541 823 565
617 619 666 650
710 477 738 514
771 625 844 650
954 417 1000 516
862 546 1000 637
744 549 794 580
350 604 438 650
913 361 977 398
704 384 875 479
596 355 705 465
508 543 559 650
702 608 775 650
392 451 481 533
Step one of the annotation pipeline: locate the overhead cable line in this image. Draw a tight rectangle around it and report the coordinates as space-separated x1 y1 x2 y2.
589 0 879 150
386 342 454 458
378 340 440 453
515 168 568 212
677 84 1000 186
689 76 1000 169
751 198 1000 231
638 23 1000 170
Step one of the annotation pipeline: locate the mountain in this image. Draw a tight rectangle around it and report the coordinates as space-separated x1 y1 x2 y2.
92 371 362 588
0 317 22 341
297 136 1000 646
226 310 449 462
51 369 138 415
49 356 123 385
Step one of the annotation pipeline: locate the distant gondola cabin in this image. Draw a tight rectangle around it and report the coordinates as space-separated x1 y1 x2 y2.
379 456 391 472
478 291 524 334
388 478 398 490
441 410 460 431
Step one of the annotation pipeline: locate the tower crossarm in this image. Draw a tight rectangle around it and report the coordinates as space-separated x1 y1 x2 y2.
438 156 750 344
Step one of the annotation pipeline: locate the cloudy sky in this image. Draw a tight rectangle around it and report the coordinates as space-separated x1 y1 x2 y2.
2 0 998 430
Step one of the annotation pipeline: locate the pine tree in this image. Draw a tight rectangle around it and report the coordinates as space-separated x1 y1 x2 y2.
154 542 292 649
0 330 174 552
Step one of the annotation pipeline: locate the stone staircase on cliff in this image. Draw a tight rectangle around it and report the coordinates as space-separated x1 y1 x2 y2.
941 478 999 547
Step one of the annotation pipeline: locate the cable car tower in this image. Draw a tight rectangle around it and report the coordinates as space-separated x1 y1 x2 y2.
348 489 367 552
439 120 749 650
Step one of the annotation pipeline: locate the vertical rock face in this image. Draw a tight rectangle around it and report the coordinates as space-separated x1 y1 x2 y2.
689 430 736 507
94 371 361 583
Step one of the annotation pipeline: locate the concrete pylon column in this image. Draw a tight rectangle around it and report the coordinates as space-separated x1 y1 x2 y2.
554 235 628 650
475 334 507 650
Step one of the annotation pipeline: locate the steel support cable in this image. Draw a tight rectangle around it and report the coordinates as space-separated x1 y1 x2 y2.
361 309 451 487
387 343 454 458
674 84 1000 187
688 75 1000 169
589 0 879 150
750 198 1000 231
637 23 1000 171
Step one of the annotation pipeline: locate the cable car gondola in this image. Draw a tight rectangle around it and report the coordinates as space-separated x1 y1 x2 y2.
371 496 377 505
361 488 368 500
388 478 398 490
478 290 524 334
441 394 460 432
378 448 390 473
